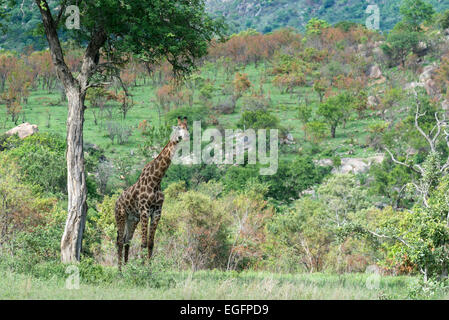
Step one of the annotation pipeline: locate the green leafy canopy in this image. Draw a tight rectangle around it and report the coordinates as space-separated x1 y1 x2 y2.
3 0 225 75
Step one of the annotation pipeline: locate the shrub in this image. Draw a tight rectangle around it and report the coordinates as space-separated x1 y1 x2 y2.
237 110 279 130
162 164 221 190
221 165 260 193
139 123 172 155
162 190 229 270
438 10 449 30
262 157 331 202
106 121 133 145
268 197 331 272
304 121 327 143
213 96 236 114
240 94 271 112
224 183 274 270
2 133 66 195
120 261 177 288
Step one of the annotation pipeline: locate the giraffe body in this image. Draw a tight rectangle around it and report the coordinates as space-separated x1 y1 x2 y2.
115 118 189 270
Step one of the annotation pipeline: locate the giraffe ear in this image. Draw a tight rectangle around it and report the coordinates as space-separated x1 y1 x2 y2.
177 117 182 126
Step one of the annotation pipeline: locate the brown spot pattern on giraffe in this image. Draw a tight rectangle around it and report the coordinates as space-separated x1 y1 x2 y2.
114 118 188 270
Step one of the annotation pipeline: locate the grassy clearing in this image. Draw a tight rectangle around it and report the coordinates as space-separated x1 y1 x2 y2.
0 62 395 167
0 268 420 300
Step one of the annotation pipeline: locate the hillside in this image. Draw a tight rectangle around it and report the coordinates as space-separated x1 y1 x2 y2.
206 0 449 33
2 0 449 51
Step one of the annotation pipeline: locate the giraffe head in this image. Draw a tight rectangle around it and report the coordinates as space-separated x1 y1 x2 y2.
170 117 190 143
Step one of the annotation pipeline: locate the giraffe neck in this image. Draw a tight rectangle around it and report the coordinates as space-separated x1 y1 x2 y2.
150 140 179 182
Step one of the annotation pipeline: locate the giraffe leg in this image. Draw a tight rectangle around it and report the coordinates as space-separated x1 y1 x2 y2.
148 205 162 259
124 215 139 264
140 210 149 263
115 206 126 272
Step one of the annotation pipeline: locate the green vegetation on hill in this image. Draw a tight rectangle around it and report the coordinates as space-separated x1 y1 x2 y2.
206 0 449 34
3 0 449 51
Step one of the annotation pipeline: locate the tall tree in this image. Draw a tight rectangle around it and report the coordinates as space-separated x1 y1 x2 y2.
3 0 222 263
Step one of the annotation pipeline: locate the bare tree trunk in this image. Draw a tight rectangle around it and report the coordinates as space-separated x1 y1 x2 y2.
36 0 105 263
60 87 88 263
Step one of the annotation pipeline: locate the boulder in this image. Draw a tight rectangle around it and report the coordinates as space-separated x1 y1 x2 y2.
315 155 385 174
315 158 333 167
213 98 235 114
5 122 38 139
442 99 449 111
424 78 440 98
374 41 384 47
404 82 424 91
368 64 383 79
367 95 380 108
372 46 385 60
280 133 295 145
419 64 438 83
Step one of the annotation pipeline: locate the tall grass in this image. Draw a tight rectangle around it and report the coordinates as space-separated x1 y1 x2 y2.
0 258 422 300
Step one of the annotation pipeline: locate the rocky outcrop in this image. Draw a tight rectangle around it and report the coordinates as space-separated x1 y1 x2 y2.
442 99 449 111
280 133 295 145
424 78 440 98
5 123 38 139
403 82 424 90
315 155 385 174
368 64 383 79
419 64 438 83
367 95 380 108
418 64 442 98
404 63 442 99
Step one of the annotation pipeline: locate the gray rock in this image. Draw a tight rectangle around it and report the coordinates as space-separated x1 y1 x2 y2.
419 64 438 83
424 78 440 97
368 64 382 79
404 82 424 91
5 122 38 139
367 95 380 108
442 99 449 111
315 155 385 174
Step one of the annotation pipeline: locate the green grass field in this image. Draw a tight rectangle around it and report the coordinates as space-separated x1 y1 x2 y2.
0 269 421 300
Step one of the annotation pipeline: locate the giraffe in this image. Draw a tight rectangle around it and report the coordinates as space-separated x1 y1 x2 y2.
115 116 189 270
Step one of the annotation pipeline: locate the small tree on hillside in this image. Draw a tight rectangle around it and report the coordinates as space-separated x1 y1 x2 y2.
317 92 353 138
233 72 252 102
381 28 420 67
313 79 328 103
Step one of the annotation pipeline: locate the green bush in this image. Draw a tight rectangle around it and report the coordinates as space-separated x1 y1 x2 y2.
237 109 279 130
262 157 331 202
222 164 263 190
2 133 66 195
438 10 449 30
162 163 221 190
